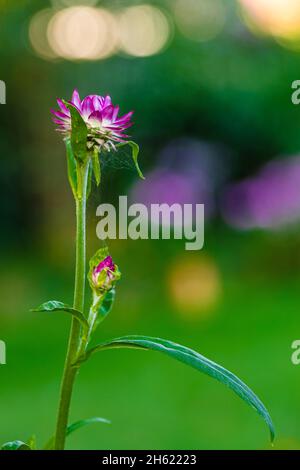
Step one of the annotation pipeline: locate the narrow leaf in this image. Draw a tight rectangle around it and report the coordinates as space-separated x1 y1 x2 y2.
64 101 88 163
43 417 110 450
77 335 275 442
67 417 111 436
117 141 144 179
31 301 88 333
65 138 78 198
1 440 31 450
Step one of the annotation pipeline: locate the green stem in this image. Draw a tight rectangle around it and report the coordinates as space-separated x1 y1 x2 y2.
54 162 89 450
77 293 103 356
86 294 102 344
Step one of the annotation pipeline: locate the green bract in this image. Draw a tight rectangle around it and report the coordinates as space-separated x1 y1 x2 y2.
64 101 88 164
92 146 101 186
117 140 145 180
65 138 78 198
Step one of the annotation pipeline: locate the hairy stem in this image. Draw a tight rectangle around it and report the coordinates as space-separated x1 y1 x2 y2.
54 162 89 450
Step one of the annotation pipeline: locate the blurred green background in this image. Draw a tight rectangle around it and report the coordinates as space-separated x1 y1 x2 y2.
1 0 300 450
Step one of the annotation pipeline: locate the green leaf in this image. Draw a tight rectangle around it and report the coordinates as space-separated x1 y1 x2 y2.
92 147 101 186
91 289 116 332
27 435 37 450
65 138 78 198
31 301 88 333
117 141 144 179
67 417 111 436
77 335 275 442
1 440 31 450
99 289 115 319
64 101 88 163
44 417 110 450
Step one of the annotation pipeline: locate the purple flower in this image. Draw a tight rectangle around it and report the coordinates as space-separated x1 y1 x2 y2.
91 255 120 292
51 89 133 151
222 155 300 230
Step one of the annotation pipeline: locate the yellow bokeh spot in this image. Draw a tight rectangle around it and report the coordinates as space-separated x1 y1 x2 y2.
47 6 118 61
118 5 171 57
29 9 58 60
239 0 300 47
174 0 226 43
167 255 222 319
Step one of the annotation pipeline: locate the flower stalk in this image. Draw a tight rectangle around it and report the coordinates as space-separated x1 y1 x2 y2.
54 160 89 450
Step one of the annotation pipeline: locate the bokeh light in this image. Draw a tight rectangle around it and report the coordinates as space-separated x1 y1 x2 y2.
174 0 226 43
130 138 229 223
51 0 98 6
118 4 171 57
167 255 222 318
30 4 172 61
29 9 58 60
47 6 118 60
239 0 300 48
130 168 202 236
131 169 201 206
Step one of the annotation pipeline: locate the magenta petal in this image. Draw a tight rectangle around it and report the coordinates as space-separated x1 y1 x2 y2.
67 100 83 115
71 89 81 110
102 105 114 121
103 95 112 108
121 122 133 129
88 110 103 124
82 96 94 117
92 95 103 111
51 110 70 120
114 111 134 124
52 118 66 126
106 122 132 131
112 105 120 121
94 256 115 274
57 99 70 115
112 135 127 142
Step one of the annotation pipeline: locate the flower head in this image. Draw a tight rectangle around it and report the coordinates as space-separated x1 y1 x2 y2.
52 89 133 152
92 256 115 286
89 250 121 294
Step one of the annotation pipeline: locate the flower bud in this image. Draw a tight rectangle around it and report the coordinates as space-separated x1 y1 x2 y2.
88 248 121 294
